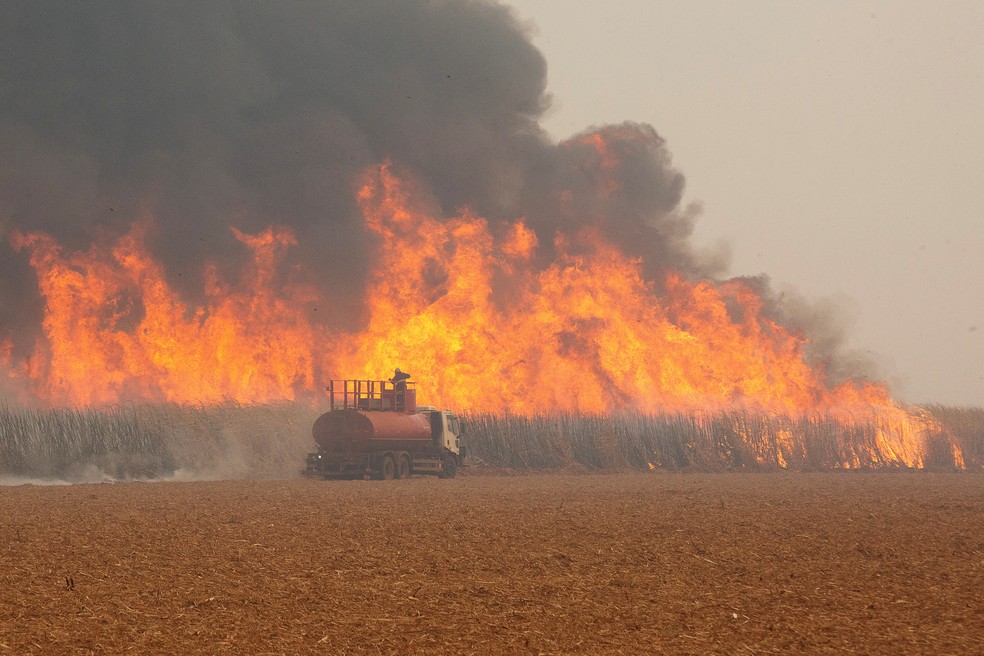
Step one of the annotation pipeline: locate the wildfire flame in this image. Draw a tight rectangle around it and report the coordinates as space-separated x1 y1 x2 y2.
0 150 960 468
7 221 329 406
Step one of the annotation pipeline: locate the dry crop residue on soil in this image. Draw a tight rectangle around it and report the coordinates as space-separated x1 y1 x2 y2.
1 473 981 655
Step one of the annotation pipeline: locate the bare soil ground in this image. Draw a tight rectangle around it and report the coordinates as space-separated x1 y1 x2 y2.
1 472 981 655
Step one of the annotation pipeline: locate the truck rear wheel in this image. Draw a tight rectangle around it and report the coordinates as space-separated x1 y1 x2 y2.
379 454 396 480
439 454 457 479
396 455 411 479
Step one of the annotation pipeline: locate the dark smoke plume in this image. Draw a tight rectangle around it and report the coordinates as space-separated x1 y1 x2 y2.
0 0 864 381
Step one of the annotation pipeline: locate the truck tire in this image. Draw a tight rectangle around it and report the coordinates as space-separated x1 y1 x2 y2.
379 454 396 480
439 454 457 479
397 455 411 479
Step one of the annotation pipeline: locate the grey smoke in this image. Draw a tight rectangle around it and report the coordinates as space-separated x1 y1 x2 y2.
0 0 867 387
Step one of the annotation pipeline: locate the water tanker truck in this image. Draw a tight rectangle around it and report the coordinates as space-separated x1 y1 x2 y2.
303 379 465 480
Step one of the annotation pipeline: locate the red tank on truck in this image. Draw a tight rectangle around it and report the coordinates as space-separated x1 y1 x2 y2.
303 379 465 480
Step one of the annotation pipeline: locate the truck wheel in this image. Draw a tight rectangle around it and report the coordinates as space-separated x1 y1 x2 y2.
439 454 457 479
380 454 396 480
397 455 411 479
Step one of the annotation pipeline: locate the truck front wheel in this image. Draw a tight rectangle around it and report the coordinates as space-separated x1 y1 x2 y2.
439 454 458 479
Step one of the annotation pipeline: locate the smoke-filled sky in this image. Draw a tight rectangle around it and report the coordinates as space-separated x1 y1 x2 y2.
510 0 984 405
0 0 980 406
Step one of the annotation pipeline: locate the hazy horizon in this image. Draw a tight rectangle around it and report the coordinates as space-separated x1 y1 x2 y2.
509 0 984 405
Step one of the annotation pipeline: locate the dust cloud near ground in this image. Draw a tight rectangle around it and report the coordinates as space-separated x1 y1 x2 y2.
1 472 981 654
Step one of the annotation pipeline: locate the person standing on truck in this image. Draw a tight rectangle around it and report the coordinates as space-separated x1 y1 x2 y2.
390 368 410 410
390 368 411 390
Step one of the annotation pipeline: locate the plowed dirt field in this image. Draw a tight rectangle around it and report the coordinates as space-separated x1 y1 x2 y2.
1 472 981 655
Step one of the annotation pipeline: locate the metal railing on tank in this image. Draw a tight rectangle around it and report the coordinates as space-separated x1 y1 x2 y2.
327 379 417 413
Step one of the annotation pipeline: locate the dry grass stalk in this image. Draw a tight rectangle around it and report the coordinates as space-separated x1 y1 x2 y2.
1 402 981 481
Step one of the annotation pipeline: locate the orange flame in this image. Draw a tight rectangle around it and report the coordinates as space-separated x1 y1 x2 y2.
337 163 893 415
8 220 330 406
0 154 958 467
